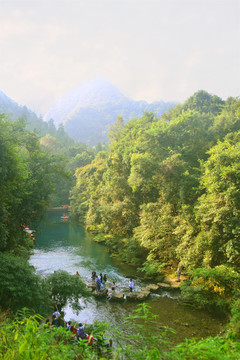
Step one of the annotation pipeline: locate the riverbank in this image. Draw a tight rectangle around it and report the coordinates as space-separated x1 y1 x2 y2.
48 206 71 210
30 209 227 343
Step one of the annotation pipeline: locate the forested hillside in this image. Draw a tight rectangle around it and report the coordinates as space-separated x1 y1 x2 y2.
71 90 240 279
0 89 73 148
44 78 175 145
1 90 240 359
0 89 102 206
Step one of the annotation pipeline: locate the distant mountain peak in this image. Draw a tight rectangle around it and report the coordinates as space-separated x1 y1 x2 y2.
44 78 128 125
43 77 175 145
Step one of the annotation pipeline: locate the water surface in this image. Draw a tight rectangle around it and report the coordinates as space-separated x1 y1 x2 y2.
30 210 226 343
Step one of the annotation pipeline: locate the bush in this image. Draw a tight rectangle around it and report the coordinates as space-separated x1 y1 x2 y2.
46 270 91 312
0 253 51 315
180 265 240 311
167 335 240 359
228 299 240 339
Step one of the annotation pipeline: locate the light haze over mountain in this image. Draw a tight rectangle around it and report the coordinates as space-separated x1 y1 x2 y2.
44 78 175 145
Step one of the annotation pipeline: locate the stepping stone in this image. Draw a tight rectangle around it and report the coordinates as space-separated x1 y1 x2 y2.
157 282 172 289
146 284 160 292
108 292 125 301
93 289 108 298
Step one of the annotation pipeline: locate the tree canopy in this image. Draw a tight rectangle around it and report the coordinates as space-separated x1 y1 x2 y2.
70 92 240 278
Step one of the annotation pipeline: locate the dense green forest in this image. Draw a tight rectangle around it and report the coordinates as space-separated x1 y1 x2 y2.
70 91 240 278
1 90 240 359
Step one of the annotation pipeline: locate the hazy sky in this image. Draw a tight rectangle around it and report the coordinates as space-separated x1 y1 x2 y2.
0 0 239 115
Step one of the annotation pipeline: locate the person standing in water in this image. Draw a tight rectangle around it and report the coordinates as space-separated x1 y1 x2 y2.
129 279 134 292
103 274 107 283
91 270 96 284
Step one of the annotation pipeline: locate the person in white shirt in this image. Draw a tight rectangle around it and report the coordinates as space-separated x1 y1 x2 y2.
129 279 134 292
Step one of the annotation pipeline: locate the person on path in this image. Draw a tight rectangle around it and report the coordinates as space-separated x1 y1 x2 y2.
103 274 107 283
129 279 134 293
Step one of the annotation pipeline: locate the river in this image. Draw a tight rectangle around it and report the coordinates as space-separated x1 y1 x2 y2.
29 209 226 343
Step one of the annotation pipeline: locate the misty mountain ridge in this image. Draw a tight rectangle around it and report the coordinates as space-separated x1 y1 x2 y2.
0 79 176 146
44 78 175 145
0 89 74 148
0 89 48 134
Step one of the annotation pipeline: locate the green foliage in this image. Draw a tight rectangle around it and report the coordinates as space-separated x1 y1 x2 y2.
0 253 51 315
183 89 224 115
227 299 240 338
0 115 68 253
180 265 240 311
193 131 240 268
134 202 177 272
70 92 240 278
0 314 94 359
46 270 91 312
167 335 240 360
1 303 240 360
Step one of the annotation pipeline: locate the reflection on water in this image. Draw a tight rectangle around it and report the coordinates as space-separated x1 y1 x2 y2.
30 210 226 343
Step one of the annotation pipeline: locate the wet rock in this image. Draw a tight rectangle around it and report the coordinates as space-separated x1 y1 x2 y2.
146 284 160 292
108 292 125 301
87 284 96 292
126 290 150 301
93 289 108 298
157 282 172 289
136 290 150 300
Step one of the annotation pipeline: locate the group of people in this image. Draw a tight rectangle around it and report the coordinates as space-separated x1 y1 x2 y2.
91 270 108 292
76 269 135 297
46 312 94 345
91 269 134 297
66 320 93 344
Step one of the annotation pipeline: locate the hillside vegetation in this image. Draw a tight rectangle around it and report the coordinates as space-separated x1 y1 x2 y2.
71 90 240 285
1 89 240 359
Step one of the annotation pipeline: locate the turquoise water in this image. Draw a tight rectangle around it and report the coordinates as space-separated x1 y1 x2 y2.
29 210 226 343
